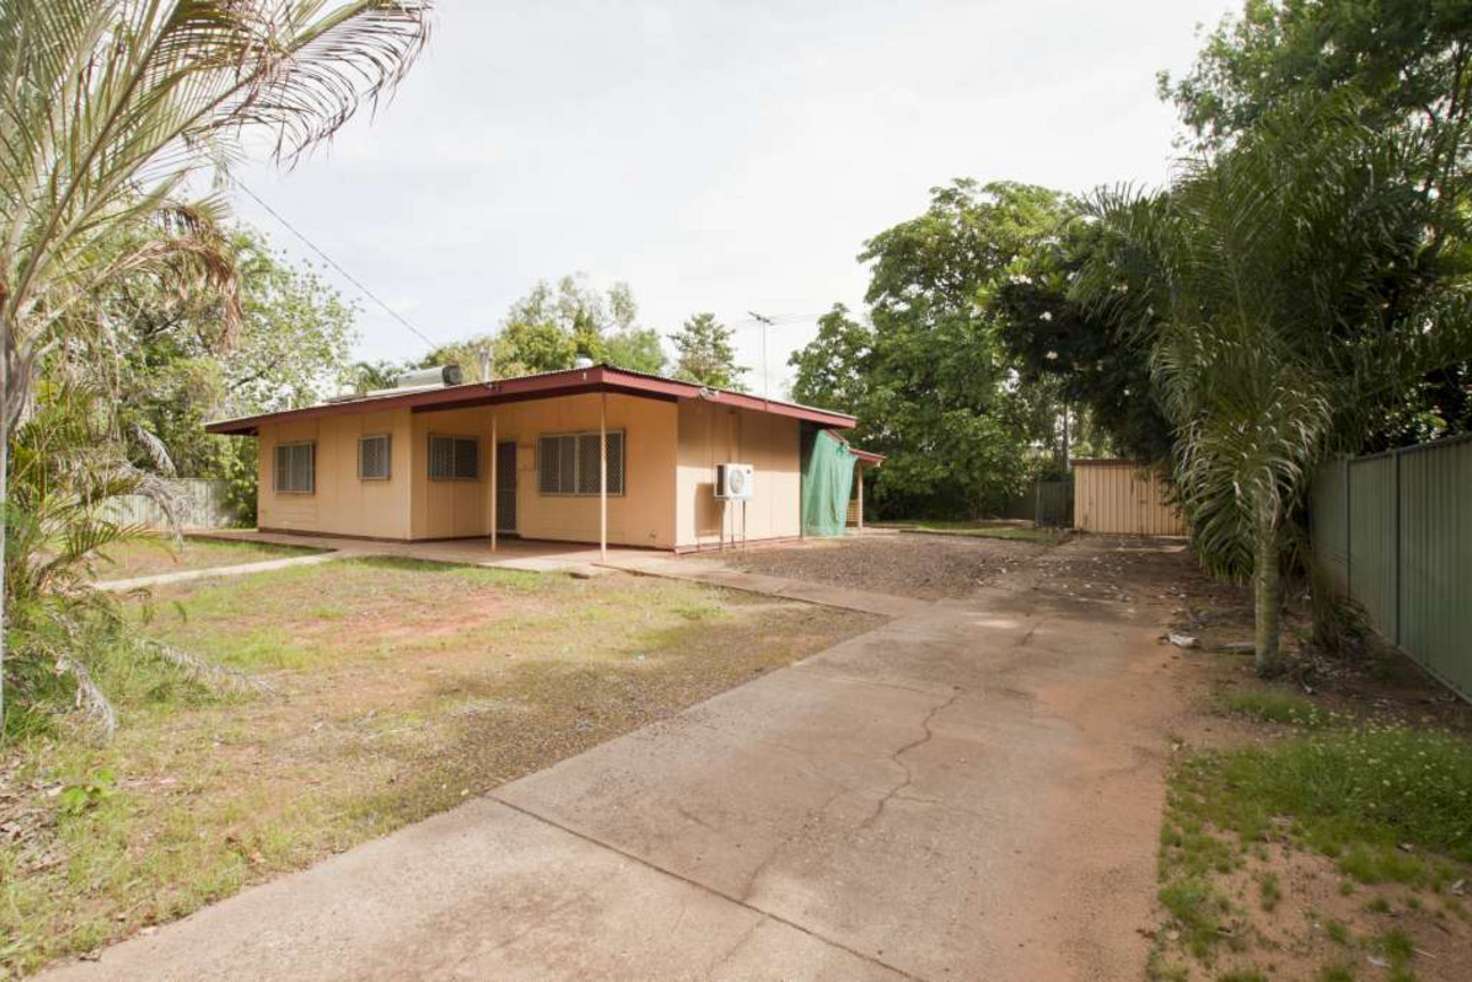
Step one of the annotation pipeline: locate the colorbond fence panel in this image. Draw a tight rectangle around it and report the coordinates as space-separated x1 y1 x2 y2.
1312 434 1472 702
102 479 235 530
1072 460 1186 535
1310 459 1350 596
1348 454 1398 643
1397 439 1472 699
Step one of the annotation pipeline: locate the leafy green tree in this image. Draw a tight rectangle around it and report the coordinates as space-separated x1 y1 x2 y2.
421 275 667 379
671 313 746 390
349 359 409 394
111 228 357 489
789 304 873 413
1159 0 1472 445
602 327 667 374
993 210 1175 463
793 180 1065 517
1076 93 1472 675
1160 0 1472 156
0 0 430 730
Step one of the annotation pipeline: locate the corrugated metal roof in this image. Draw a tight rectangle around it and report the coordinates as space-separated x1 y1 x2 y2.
206 363 858 435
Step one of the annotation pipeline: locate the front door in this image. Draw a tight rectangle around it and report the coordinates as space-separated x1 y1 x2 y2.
496 441 517 534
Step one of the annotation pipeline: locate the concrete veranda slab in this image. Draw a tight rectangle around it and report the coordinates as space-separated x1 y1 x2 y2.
47 537 1183 981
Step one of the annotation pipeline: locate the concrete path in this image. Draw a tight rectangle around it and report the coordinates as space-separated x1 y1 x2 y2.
94 551 348 593
93 534 637 592
49 540 1180 981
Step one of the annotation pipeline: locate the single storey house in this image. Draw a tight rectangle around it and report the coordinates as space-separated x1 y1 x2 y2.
206 363 879 555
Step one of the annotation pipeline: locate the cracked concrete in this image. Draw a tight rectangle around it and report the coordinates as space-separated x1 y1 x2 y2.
44 536 1184 981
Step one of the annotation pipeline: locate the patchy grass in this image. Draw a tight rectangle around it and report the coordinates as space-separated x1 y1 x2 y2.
1179 725 1472 873
95 535 325 581
1153 719 1472 979
1256 871 1281 911
0 557 878 976
881 519 1068 544
1215 688 1326 728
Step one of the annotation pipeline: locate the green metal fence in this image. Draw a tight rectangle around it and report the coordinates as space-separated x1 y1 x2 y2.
1311 434 1472 702
997 479 1074 527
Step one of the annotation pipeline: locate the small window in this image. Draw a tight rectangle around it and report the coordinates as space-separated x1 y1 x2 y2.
274 441 315 494
428 435 479 480
537 431 625 495
359 434 391 480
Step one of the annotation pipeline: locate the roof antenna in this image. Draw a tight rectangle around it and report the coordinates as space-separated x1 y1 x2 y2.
747 310 773 400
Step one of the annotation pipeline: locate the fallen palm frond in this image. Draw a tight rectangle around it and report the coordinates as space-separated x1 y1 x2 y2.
145 641 271 697
4 378 260 740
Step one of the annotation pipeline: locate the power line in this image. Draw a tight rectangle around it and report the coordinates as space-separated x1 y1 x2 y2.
231 178 440 351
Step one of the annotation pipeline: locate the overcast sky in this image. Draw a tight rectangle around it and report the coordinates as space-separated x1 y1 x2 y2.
232 0 1238 396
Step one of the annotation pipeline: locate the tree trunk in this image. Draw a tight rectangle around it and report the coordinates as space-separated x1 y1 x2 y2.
1253 507 1282 677
0 344 8 734
1061 403 1070 470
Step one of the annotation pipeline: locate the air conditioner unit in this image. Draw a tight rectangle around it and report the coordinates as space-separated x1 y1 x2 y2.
714 463 754 500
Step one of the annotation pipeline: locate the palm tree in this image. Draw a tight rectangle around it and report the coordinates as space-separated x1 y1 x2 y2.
0 0 433 729
1076 93 1472 675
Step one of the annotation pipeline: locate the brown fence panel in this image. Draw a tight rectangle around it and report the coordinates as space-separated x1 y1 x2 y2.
1072 460 1186 535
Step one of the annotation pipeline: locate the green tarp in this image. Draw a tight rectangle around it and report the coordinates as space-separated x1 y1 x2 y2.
801 429 857 537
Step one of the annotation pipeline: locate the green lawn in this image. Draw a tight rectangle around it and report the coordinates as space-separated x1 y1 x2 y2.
0 558 878 975
94 535 325 581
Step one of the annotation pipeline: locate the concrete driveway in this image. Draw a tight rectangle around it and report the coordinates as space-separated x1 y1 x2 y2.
46 537 1184 981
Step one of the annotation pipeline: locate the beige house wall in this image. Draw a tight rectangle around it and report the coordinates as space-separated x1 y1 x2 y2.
408 393 679 547
675 400 801 550
257 408 414 539
255 392 805 549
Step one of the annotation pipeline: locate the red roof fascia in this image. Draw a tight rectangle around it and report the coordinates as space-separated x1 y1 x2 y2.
205 365 856 435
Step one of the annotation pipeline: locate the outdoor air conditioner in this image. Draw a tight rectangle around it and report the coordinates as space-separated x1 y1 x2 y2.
714 463 754 500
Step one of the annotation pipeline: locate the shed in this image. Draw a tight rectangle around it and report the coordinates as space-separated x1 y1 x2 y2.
1071 459 1186 536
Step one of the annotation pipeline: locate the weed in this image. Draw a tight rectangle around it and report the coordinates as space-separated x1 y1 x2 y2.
56 768 116 817
1257 871 1281 911
1316 965 1354 982
1375 927 1414 964
1217 688 1324 727
1324 919 1351 945
1365 897 1392 914
1159 878 1233 957
1147 950 1190 982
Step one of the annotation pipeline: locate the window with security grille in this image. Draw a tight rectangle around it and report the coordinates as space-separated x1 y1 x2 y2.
358 434 391 480
274 442 315 494
428 435 479 480
537 431 625 495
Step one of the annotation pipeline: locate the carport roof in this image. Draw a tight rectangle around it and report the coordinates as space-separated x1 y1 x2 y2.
205 363 858 436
